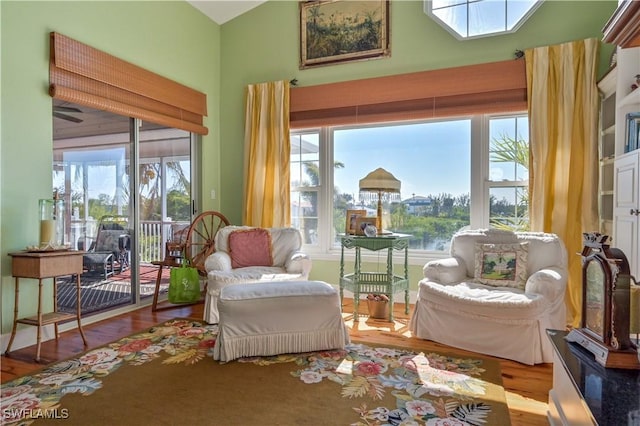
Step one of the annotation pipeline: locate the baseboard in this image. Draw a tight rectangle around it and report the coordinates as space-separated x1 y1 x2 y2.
0 302 148 353
1 325 58 355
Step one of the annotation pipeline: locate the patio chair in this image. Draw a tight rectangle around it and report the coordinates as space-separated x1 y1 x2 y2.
83 215 131 278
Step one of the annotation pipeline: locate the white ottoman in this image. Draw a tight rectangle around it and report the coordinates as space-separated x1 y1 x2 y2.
213 280 350 362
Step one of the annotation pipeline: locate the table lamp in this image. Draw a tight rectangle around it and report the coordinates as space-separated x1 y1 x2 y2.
359 167 401 234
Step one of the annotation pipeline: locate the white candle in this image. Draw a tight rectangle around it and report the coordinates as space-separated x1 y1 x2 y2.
40 219 55 245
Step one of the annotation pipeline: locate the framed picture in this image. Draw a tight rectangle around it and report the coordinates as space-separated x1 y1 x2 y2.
625 112 640 153
355 216 377 236
345 209 366 234
299 0 390 69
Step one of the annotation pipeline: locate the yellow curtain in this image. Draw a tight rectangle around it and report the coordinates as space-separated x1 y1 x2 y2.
243 80 291 227
525 38 600 327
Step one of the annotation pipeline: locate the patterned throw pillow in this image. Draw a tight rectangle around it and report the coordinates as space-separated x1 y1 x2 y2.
474 242 528 289
228 228 273 269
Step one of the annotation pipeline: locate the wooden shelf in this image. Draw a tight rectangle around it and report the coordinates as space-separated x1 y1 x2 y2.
600 157 615 166
598 66 617 236
602 124 616 135
619 88 640 108
17 312 76 326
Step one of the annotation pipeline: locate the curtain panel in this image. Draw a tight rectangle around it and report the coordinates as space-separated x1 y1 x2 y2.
243 80 291 228
525 38 600 327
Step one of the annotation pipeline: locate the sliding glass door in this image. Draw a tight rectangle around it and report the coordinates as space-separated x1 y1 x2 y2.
53 101 195 316
137 123 192 304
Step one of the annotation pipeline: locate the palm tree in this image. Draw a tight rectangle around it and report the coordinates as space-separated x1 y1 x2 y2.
490 133 528 169
298 160 344 241
489 133 529 231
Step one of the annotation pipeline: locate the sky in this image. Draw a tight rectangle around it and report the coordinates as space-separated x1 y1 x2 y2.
333 120 471 202
329 116 528 205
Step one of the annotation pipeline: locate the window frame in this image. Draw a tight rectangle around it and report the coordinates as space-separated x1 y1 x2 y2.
423 0 543 40
486 114 530 228
291 112 528 260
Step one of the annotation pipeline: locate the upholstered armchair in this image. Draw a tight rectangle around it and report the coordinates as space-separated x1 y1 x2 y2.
409 228 568 365
203 226 312 323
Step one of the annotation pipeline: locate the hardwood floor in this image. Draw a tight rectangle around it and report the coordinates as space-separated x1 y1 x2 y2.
1 300 552 426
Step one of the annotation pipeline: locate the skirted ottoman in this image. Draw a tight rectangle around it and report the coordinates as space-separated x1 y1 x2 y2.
213 280 350 362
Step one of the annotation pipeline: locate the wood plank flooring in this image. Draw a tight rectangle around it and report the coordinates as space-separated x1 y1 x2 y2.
1 300 552 426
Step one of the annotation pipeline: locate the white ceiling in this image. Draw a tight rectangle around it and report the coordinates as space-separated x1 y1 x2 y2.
186 0 267 25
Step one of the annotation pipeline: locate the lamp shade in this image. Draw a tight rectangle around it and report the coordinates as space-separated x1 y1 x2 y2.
358 167 401 193
358 168 401 234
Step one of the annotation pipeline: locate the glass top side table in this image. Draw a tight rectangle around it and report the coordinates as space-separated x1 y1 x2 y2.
338 233 411 321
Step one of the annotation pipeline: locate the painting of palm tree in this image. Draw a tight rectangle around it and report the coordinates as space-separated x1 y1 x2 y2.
300 0 390 68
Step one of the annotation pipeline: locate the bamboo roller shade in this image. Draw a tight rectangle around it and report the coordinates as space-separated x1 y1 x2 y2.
290 59 527 128
49 32 208 135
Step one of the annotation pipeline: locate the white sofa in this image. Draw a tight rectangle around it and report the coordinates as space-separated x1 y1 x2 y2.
203 226 312 324
409 228 568 365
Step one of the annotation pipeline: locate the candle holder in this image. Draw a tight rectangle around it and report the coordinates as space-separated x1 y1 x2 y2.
39 198 65 248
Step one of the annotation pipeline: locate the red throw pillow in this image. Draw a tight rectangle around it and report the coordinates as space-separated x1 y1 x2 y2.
228 228 273 269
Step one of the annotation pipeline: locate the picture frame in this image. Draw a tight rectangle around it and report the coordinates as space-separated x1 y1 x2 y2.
625 112 640 153
345 209 366 235
299 0 390 69
355 216 377 236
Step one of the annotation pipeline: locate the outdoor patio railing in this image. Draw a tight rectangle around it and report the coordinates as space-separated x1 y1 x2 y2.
70 219 190 264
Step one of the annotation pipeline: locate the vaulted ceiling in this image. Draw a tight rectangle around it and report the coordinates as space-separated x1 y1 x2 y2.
186 0 267 25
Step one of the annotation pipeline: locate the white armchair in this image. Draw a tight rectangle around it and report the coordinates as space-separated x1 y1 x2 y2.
203 226 312 323
409 229 568 365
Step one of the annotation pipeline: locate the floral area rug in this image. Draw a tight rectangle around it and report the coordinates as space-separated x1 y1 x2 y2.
1 319 510 425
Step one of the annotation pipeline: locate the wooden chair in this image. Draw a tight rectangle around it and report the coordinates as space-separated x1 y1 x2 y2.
151 211 230 311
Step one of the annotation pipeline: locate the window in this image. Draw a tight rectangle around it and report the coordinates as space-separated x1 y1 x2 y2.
290 131 321 247
290 114 529 254
424 0 543 40
488 116 529 230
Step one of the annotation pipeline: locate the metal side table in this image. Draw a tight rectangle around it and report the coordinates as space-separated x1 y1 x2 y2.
339 233 411 321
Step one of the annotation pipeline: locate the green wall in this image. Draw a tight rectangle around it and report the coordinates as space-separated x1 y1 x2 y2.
218 0 617 286
0 1 221 334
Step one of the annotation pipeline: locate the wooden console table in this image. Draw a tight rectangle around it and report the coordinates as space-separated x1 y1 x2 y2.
5 251 88 362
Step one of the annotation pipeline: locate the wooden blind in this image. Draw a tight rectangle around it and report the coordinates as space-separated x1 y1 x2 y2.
290 59 527 128
49 32 208 135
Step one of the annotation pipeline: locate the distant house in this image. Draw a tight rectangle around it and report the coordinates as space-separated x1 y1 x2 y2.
402 196 431 215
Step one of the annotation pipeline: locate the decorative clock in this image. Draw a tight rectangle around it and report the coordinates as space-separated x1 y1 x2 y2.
566 233 639 369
